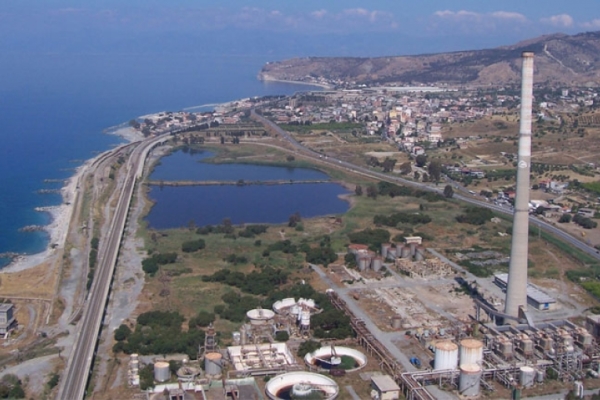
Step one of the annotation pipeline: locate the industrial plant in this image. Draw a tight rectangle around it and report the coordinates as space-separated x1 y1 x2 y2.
121 52 600 400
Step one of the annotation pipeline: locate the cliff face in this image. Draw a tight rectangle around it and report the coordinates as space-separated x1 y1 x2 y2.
259 31 600 86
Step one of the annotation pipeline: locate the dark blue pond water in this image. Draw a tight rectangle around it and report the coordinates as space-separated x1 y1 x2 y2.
145 150 350 229
149 150 330 182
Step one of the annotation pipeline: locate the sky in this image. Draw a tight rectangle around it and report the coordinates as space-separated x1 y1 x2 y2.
1 1 599 58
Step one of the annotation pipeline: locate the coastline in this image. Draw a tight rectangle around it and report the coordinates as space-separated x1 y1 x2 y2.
1 126 144 273
258 75 333 90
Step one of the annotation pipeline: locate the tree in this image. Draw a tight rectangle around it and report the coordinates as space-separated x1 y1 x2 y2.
443 185 454 199
288 212 302 227
398 161 412 175
366 184 378 199
415 154 427 167
114 324 132 341
558 213 572 223
428 160 442 182
355 185 363 196
220 136 225 144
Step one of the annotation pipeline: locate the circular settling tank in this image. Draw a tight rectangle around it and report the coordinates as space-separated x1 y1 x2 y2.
304 346 367 372
265 372 339 400
246 308 275 325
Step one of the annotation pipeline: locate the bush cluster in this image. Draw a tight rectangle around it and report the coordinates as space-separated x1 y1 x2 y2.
348 228 390 250
456 207 494 225
373 212 432 227
142 252 177 276
181 239 205 253
113 311 205 359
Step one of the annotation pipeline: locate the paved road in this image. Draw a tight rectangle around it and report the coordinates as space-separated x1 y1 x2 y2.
253 110 600 264
57 136 165 400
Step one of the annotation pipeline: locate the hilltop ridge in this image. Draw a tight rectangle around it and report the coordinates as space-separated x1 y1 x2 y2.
259 31 600 87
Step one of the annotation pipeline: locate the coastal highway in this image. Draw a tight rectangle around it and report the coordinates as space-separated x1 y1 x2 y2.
252 110 600 264
57 135 165 400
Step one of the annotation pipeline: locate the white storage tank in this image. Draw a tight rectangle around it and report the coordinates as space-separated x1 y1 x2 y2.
520 366 535 388
300 310 311 330
459 364 481 397
460 339 484 367
154 361 170 383
205 352 223 377
371 257 383 272
434 341 458 371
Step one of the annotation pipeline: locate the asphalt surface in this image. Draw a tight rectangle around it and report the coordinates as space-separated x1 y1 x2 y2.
57 136 163 400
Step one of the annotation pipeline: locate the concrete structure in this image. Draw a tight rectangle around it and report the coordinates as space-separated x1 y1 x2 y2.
459 339 483 367
264 371 339 400
495 273 556 311
227 343 296 374
154 361 170 383
0 304 15 335
505 52 535 319
371 374 401 400
586 315 600 339
459 364 482 397
246 308 275 325
433 341 458 371
304 346 367 372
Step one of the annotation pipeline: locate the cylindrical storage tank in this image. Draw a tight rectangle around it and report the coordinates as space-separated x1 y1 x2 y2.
391 316 402 329
395 243 404 257
205 352 223 377
387 248 397 258
409 242 417 256
434 341 458 371
520 366 535 388
415 246 425 261
371 257 383 272
460 339 484 367
357 256 369 271
130 360 140 370
401 246 411 259
535 369 544 383
381 243 392 259
459 364 481 397
130 353 139 361
415 250 424 261
154 361 170 383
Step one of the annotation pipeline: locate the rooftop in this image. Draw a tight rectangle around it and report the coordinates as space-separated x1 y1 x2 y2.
494 273 556 305
371 374 400 392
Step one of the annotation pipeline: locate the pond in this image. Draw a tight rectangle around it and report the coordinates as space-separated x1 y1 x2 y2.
145 149 350 229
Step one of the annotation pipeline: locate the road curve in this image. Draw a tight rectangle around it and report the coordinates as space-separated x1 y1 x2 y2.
57 136 165 400
252 110 600 264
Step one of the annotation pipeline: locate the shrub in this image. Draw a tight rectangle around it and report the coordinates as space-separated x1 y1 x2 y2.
181 239 206 253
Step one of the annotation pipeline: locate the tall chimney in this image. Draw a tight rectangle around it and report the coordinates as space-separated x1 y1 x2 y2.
504 52 534 319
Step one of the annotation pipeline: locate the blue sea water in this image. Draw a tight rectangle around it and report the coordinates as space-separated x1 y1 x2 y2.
0 53 321 267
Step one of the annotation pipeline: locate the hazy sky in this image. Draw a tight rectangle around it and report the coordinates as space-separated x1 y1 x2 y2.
2 1 599 57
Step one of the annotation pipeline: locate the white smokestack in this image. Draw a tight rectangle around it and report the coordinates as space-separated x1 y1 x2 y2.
504 52 534 319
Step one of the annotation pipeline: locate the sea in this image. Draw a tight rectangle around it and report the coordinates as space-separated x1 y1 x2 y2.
0 53 322 267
